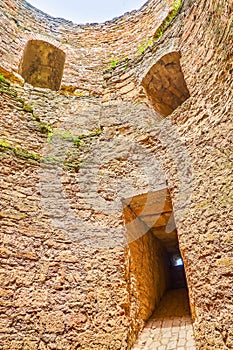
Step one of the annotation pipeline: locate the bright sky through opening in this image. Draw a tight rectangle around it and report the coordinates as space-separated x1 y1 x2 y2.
173 258 184 267
28 0 147 24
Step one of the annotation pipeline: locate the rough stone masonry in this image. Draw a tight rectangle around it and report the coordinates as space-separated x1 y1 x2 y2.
0 0 232 349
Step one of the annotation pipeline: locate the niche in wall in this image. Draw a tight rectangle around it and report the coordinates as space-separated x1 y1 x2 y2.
19 40 66 91
142 51 190 117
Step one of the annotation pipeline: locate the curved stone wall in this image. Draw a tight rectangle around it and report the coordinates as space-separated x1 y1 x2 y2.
0 0 174 93
0 0 232 349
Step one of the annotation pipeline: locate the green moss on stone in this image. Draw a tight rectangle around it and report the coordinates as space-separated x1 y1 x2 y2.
0 74 10 85
0 79 17 97
0 140 41 162
22 103 34 113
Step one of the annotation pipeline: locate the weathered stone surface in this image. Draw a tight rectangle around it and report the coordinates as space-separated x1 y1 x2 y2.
0 0 232 349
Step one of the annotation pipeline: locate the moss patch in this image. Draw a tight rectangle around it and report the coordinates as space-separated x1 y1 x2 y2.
0 77 17 97
0 140 41 162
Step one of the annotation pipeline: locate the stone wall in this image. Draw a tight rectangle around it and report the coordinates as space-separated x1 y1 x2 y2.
0 0 174 94
0 0 232 349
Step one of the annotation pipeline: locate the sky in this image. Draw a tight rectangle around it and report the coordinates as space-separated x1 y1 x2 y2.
28 0 147 24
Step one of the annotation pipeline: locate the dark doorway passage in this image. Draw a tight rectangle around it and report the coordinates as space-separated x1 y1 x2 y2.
152 288 190 318
169 252 187 290
123 189 192 321
123 189 197 349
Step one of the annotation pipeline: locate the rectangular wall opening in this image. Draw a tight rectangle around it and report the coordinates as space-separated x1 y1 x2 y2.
122 189 193 324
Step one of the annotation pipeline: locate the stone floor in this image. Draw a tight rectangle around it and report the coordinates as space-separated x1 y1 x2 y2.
132 288 197 350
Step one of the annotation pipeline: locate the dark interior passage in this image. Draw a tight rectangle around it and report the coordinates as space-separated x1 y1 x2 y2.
123 188 191 322
151 288 191 319
169 252 187 290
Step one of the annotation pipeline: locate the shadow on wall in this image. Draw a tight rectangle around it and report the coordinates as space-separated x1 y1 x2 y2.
18 40 66 91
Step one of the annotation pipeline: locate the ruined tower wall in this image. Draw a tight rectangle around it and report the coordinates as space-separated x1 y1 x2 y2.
0 0 173 93
0 0 232 349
